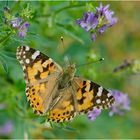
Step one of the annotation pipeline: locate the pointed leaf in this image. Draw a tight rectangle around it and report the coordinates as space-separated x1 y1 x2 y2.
0 55 8 73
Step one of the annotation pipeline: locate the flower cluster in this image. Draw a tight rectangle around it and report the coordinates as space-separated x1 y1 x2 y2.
113 59 132 72
88 90 130 121
109 90 130 116
88 108 102 121
10 18 30 38
113 59 140 74
3 6 31 38
76 3 117 41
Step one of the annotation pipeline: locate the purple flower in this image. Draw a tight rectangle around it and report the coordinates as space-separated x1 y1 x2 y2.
18 21 30 38
0 121 13 135
76 12 98 31
98 25 107 34
91 33 96 41
76 3 117 42
88 108 102 121
109 90 130 116
104 10 117 26
96 3 117 26
10 17 22 28
113 59 132 72
96 3 110 16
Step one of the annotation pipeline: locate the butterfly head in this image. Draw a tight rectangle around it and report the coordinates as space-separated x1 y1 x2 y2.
67 63 76 74
66 64 76 78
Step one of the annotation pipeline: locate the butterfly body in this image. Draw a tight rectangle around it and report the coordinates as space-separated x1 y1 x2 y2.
16 46 114 122
58 64 76 90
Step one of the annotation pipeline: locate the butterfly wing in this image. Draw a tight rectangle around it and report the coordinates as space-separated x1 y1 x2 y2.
48 76 114 123
73 77 115 114
48 86 76 123
16 46 63 114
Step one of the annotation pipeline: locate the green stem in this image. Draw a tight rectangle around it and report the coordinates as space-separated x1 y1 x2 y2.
36 3 85 18
54 3 85 15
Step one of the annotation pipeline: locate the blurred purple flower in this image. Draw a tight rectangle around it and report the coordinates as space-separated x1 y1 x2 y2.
109 90 130 116
96 3 117 26
76 12 98 31
98 25 107 34
96 3 110 15
88 108 102 121
104 10 117 26
76 3 117 41
0 121 13 135
10 17 22 28
113 59 132 72
18 21 30 38
91 33 96 41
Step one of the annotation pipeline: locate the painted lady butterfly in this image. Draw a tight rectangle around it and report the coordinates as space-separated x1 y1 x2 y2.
16 46 114 123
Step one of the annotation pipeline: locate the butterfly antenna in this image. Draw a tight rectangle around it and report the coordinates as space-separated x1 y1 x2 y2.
77 58 104 68
60 36 72 66
60 36 65 53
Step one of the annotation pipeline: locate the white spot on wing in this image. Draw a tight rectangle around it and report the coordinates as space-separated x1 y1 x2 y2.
18 52 22 55
96 99 101 104
107 93 111 97
31 51 40 60
97 86 103 97
102 100 105 103
25 59 30 64
25 46 30 51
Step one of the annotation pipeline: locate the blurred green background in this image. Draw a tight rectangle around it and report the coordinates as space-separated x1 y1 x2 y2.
0 1 140 139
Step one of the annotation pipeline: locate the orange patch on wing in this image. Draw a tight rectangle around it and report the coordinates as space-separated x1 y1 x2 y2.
76 89 82 100
79 82 83 88
76 81 95 113
27 60 44 83
49 65 54 72
27 67 37 83
27 84 45 113
49 104 74 122
63 101 70 107
40 71 49 79
33 60 43 72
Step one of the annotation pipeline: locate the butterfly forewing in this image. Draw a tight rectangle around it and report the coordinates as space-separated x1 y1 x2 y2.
73 77 115 114
16 46 62 114
16 46 62 85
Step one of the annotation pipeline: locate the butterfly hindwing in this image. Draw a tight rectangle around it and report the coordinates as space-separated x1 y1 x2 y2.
73 77 115 114
16 46 62 114
48 86 76 123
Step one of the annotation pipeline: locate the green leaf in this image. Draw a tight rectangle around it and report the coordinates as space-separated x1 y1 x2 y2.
53 122 76 132
62 125 77 132
1 51 16 60
0 55 8 73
